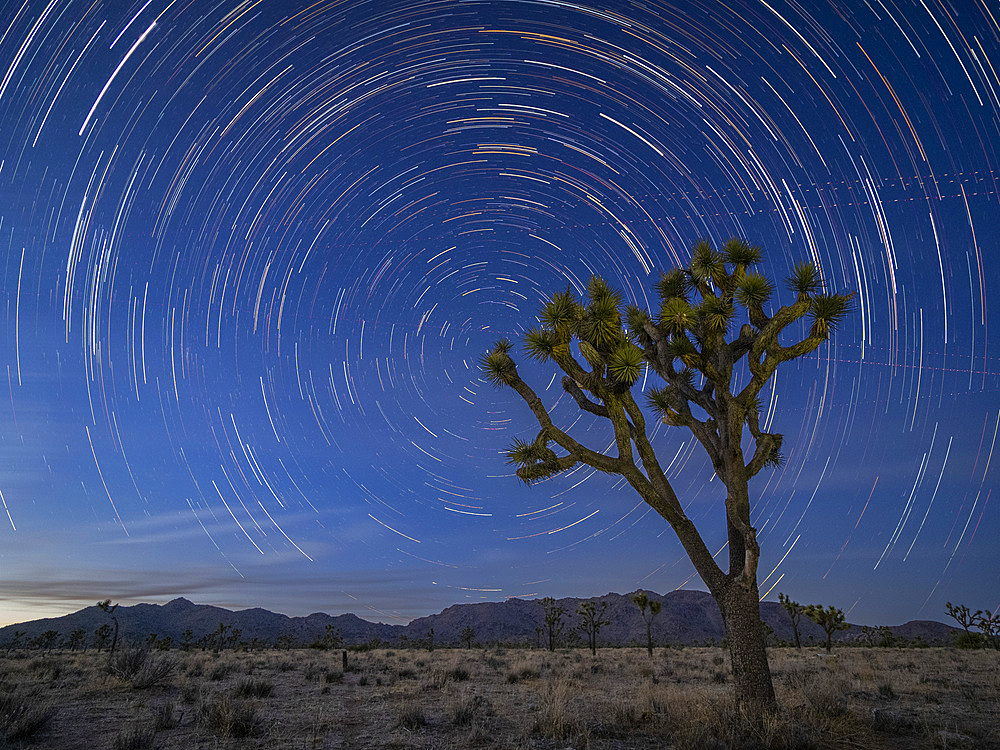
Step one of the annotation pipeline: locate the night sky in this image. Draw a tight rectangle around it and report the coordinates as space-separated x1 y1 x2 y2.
0 0 997 629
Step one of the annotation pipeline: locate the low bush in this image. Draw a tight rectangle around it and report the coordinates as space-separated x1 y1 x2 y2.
197 690 257 738
0 685 54 742
235 676 274 698
108 645 174 689
395 701 426 730
112 725 155 750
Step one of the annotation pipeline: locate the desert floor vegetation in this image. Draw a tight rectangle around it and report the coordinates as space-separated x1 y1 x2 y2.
0 645 996 748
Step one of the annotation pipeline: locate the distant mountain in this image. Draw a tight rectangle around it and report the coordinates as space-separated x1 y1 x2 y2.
0 591 959 649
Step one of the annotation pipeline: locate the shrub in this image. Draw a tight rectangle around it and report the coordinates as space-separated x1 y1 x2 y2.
0 686 54 742
954 631 988 649
151 699 179 730
208 662 234 681
532 680 573 740
108 645 149 681
112 725 155 750
446 666 471 682
235 676 274 698
197 690 257 738
395 702 426 730
131 654 174 689
451 694 491 726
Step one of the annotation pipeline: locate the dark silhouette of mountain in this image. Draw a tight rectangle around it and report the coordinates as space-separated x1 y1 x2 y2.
0 591 959 649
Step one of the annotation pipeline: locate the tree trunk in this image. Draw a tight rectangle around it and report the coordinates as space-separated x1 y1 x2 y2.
717 582 777 719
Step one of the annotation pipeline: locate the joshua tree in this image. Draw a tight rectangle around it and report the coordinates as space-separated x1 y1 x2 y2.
945 602 982 634
94 623 112 652
97 599 120 655
460 625 476 649
778 593 804 648
318 624 343 651
540 597 566 652
804 604 849 652
481 238 851 717
976 609 1000 650
4 630 26 653
210 622 230 652
577 600 610 656
33 630 60 652
67 629 86 652
630 591 662 657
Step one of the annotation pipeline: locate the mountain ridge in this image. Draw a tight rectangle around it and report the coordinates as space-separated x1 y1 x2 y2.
0 591 958 648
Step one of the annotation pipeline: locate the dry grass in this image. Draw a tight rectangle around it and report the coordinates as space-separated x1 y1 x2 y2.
0 646 995 748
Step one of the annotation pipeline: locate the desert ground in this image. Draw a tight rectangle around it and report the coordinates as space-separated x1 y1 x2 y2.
1 645 997 749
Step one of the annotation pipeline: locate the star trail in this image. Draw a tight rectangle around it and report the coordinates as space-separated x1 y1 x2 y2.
0 0 997 627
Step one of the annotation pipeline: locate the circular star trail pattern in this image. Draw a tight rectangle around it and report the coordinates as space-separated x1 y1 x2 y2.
0 0 997 624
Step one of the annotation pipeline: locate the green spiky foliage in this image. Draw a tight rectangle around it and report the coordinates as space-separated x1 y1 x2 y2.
478 239 852 719
787 261 821 297
722 238 762 269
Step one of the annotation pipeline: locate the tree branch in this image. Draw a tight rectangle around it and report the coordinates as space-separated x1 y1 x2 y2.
503 363 625 474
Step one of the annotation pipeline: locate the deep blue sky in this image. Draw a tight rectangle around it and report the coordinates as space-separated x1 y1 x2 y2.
0 0 997 628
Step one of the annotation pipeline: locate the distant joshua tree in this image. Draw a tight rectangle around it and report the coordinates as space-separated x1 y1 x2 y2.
66 629 86 652
945 602 982 635
97 600 120 655
481 239 852 718
630 591 662 657
313 624 342 651
460 626 476 649
976 609 1000 650
32 630 60 652
778 593 804 648
94 624 112 652
804 604 849 653
576 600 610 656
4 630 26 654
541 597 566 652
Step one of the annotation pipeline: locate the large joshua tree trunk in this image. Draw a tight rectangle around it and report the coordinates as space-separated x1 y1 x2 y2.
716 581 776 716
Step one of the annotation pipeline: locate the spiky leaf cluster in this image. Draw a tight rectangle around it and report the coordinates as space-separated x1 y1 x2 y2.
722 238 762 269
809 294 851 337
540 289 581 335
504 437 570 484
646 386 679 423
787 261 821 296
689 240 727 286
579 277 623 349
480 342 515 386
697 296 734 335
657 269 689 301
607 343 644 386
660 297 693 335
736 273 773 309
624 305 653 346
523 327 558 362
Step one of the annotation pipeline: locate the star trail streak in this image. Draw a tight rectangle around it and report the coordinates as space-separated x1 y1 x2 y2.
0 0 997 627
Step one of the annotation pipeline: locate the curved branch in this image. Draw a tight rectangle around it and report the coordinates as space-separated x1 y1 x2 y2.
504 364 624 474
